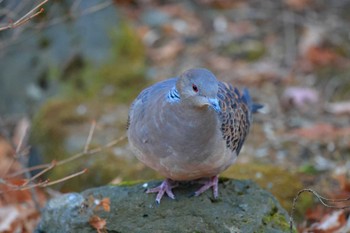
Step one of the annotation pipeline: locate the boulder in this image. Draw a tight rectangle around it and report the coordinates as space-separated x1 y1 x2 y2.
36 179 291 233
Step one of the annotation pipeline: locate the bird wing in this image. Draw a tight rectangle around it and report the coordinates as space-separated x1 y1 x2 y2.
217 82 252 154
127 78 177 130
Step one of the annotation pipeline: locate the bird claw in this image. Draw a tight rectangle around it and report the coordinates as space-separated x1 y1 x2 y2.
193 175 219 198
146 179 178 204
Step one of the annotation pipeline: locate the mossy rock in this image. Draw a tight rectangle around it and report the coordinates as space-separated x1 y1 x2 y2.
59 21 149 104
222 163 313 217
36 179 294 233
30 20 152 192
30 96 162 191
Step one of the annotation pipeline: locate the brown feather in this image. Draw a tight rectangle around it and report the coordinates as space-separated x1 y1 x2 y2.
217 82 251 154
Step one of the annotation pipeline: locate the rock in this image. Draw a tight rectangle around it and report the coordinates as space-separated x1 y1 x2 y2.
0 0 119 114
36 179 292 233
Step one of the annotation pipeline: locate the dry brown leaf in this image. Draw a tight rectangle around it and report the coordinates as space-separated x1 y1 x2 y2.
281 87 319 110
325 102 350 115
0 178 47 208
0 203 41 233
195 0 245 9
305 205 330 222
100 198 110 212
285 0 313 11
0 179 33 205
0 137 20 176
335 174 350 193
306 46 339 67
306 210 349 233
89 215 107 233
289 123 350 141
149 39 184 62
205 55 233 71
0 206 19 232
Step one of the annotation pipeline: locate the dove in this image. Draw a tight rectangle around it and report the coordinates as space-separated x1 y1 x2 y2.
127 68 259 203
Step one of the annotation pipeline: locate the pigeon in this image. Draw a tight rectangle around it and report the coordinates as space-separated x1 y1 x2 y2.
127 68 260 203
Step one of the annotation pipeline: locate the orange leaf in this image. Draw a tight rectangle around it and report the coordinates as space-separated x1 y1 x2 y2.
306 46 339 67
308 210 348 232
89 215 106 233
100 198 110 212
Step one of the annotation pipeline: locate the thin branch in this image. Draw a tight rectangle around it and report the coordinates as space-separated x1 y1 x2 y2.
5 163 52 178
0 0 48 32
56 135 127 166
84 120 96 153
289 188 350 233
22 160 56 186
5 134 127 178
0 0 113 50
43 0 112 28
41 168 87 187
0 168 87 193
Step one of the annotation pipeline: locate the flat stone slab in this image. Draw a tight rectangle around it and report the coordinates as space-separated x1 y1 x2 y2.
36 179 291 233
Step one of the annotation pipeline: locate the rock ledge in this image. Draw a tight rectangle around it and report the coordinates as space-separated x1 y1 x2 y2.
36 179 291 233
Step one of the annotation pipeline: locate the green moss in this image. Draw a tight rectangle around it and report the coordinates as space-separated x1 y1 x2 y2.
117 180 146 186
298 163 319 175
30 20 151 192
31 98 87 161
262 207 293 232
59 20 148 104
315 66 350 101
223 39 266 61
222 163 310 212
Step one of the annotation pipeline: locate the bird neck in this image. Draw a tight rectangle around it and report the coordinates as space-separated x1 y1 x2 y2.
176 101 218 128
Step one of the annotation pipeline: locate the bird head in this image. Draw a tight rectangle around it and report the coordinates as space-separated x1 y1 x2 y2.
177 68 220 112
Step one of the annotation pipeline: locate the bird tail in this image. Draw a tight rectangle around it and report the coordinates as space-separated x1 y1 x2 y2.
242 88 263 113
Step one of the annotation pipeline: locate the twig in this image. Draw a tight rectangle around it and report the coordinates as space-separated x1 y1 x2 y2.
0 168 87 193
84 120 96 153
0 0 113 50
41 168 87 187
22 160 56 186
289 188 350 233
5 134 127 178
0 0 48 32
56 135 127 166
5 163 53 178
43 0 112 28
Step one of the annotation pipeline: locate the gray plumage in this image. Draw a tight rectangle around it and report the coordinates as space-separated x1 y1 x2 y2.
127 68 256 202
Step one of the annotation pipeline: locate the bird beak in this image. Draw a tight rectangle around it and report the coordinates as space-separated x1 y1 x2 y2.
207 98 220 112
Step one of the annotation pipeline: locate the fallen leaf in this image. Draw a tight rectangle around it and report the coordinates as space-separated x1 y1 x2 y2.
306 46 339 67
306 210 349 233
0 206 19 232
149 39 184 62
0 179 33 205
205 55 233 71
299 25 324 56
305 205 330 222
195 0 246 9
335 174 350 193
289 123 350 141
285 0 313 11
89 215 106 233
0 136 21 176
281 87 319 110
325 102 350 115
100 198 110 212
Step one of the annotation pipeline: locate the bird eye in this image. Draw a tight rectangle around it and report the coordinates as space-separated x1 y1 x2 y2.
192 84 198 93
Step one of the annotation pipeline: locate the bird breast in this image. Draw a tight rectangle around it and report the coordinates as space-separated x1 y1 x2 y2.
128 95 237 180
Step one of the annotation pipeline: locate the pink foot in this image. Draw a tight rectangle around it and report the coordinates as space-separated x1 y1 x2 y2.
146 179 178 204
193 175 219 198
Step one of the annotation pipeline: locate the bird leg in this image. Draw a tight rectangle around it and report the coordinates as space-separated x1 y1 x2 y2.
193 175 219 198
146 178 178 204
